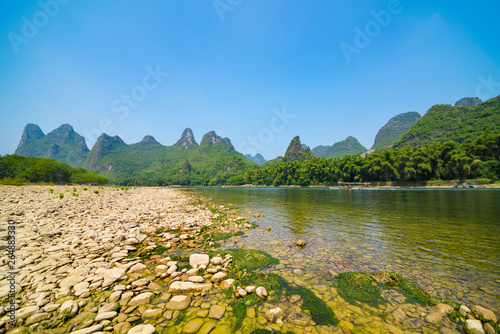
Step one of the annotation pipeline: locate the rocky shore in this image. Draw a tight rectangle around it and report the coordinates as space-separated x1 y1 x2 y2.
0 185 498 334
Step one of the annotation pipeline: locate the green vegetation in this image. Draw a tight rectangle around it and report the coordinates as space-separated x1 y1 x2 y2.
395 96 500 148
127 245 170 260
313 136 367 159
243 130 500 185
0 155 108 185
83 131 254 186
212 249 338 326
337 272 382 303
58 193 64 199
94 190 99 194
283 136 314 162
371 111 421 149
337 271 459 308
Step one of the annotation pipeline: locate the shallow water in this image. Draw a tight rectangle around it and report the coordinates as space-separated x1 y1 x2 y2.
188 187 500 332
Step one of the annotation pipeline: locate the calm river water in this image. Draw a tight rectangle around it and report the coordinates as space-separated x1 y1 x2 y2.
188 187 500 332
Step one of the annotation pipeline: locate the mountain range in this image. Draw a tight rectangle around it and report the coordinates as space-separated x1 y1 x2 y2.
15 124 89 167
13 95 499 184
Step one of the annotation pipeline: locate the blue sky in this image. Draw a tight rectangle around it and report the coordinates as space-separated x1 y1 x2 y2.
1 0 499 160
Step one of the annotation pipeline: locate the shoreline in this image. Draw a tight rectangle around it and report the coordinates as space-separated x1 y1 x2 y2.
1 185 498 333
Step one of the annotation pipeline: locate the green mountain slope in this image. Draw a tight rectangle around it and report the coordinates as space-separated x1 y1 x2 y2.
15 124 90 167
83 128 253 185
371 112 421 149
284 136 314 162
313 136 367 159
395 95 500 148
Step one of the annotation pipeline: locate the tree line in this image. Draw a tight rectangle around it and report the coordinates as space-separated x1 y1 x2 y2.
0 155 108 185
240 130 500 186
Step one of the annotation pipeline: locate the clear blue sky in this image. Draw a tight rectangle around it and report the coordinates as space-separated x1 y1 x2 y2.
1 0 499 160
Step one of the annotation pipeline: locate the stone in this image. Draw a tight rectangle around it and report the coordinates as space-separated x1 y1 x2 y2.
128 263 147 273
131 278 149 288
109 291 123 302
403 317 425 329
471 305 497 322
210 325 232 334
245 285 256 294
167 265 177 275
95 311 117 322
188 276 204 283
141 309 162 319
290 295 301 303
265 307 284 322
392 308 406 322
464 320 485 334
295 239 306 246
208 305 226 319
60 275 85 289
327 270 339 278
166 295 191 310
190 254 210 267
169 281 212 293
183 319 204 334
99 302 119 313
237 287 247 297
24 312 51 326
96 267 126 287
70 324 104 334
256 286 267 299
211 272 227 283
114 322 132 334
199 322 216 334
288 311 310 326
460 305 471 316
210 256 223 265
154 265 168 274
73 281 90 293
484 323 496 334
220 279 235 289
436 303 454 314
439 328 461 334
425 312 443 324
127 324 156 334
60 300 79 315
15 305 39 320
128 292 153 306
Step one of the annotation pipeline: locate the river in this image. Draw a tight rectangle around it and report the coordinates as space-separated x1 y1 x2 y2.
188 187 500 332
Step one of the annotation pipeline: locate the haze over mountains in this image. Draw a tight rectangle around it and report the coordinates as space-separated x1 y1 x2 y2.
12 95 500 183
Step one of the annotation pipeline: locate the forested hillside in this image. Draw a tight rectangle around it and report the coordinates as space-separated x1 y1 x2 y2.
395 96 500 148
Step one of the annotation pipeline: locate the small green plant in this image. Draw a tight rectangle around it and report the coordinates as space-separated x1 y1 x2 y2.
83 187 88 191
94 190 99 194
73 188 77 192
72 192 79 197
49 188 54 193
58 193 64 199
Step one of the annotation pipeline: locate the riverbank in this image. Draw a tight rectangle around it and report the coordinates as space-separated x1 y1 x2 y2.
1 185 498 334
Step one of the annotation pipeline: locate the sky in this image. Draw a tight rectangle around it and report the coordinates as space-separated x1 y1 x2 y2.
1 0 499 160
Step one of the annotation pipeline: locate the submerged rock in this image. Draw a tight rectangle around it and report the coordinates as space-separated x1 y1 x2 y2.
464 319 485 334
